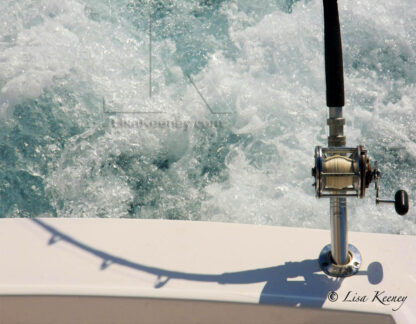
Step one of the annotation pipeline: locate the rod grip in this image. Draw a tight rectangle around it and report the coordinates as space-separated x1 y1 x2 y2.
323 0 345 107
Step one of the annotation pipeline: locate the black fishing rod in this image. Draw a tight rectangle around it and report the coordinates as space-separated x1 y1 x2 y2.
312 0 409 277
323 0 344 109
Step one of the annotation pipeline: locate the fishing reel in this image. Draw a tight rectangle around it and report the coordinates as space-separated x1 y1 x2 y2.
312 145 409 215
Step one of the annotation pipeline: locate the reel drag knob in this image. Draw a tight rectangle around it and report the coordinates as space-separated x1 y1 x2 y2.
395 190 409 216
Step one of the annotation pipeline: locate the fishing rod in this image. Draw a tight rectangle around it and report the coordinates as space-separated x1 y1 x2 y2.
312 0 409 277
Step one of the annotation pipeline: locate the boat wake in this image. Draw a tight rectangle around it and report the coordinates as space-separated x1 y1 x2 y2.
0 0 415 234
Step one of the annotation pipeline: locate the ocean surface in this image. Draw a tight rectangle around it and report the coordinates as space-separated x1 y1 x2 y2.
0 0 415 234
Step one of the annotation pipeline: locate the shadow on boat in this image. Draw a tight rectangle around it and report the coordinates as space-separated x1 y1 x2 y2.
31 218 383 308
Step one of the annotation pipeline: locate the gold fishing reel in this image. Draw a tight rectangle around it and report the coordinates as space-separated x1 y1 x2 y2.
312 145 409 215
312 146 372 198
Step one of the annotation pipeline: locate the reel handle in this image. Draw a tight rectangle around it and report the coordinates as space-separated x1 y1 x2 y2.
395 190 409 215
377 190 409 215
374 162 409 215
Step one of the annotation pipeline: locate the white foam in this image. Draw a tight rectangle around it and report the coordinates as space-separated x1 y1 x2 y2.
1 0 415 233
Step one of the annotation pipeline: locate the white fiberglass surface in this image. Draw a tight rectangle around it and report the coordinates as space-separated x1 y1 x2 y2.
0 0 415 234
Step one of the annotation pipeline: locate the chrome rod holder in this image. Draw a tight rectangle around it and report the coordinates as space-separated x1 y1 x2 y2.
314 107 362 277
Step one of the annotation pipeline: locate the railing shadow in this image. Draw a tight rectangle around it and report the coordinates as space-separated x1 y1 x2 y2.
31 218 382 308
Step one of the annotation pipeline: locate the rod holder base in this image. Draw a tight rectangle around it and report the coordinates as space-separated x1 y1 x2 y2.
319 244 361 277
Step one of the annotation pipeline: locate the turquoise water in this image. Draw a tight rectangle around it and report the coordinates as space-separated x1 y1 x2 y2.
0 0 415 234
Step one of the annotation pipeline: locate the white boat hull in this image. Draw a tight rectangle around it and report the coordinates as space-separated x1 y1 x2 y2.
0 218 414 323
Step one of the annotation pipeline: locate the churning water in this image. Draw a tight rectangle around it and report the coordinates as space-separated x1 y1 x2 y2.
0 0 415 234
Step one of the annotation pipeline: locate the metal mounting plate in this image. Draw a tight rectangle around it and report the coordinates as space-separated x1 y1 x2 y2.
319 244 362 277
